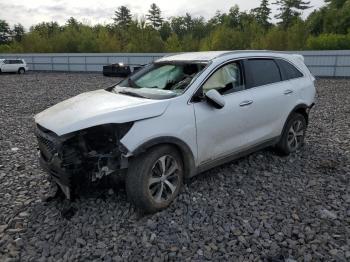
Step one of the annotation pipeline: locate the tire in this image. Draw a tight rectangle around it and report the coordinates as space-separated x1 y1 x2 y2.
126 145 184 213
276 113 307 155
18 68 25 74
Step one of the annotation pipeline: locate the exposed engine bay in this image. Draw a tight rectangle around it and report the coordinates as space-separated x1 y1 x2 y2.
35 123 133 199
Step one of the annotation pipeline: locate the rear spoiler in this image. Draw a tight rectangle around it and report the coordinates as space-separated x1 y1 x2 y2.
292 54 305 62
291 54 315 81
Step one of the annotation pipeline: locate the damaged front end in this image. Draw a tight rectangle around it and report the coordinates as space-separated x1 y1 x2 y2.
35 123 133 199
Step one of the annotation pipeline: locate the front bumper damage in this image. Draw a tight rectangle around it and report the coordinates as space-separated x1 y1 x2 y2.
35 123 132 199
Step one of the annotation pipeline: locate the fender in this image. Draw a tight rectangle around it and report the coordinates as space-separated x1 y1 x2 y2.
281 103 314 136
132 136 196 178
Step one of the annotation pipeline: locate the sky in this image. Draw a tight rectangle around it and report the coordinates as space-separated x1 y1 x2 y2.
0 0 326 29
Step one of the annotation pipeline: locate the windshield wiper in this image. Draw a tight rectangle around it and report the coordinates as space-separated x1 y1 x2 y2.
119 90 147 99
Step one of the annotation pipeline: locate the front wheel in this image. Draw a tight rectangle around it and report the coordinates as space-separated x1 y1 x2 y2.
126 145 184 213
18 68 25 74
276 113 307 155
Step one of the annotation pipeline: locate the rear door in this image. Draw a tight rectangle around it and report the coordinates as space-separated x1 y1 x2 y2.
241 58 296 143
12 60 21 72
275 58 307 106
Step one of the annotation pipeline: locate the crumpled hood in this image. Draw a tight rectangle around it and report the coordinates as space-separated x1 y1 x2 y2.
35 89 170 136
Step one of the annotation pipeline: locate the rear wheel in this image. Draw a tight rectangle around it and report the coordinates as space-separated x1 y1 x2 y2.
18 68 25 74
276 113 307 155
126 145 184 213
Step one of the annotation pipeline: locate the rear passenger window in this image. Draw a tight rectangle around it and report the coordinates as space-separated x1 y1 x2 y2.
275 59 303 80
244 59 281 88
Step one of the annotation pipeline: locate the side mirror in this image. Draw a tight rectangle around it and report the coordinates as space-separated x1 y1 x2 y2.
205 89 225 109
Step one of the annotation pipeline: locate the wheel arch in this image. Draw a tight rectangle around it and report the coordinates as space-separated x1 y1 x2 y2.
131 136 196 178
281 103 311 137
291 103 311 125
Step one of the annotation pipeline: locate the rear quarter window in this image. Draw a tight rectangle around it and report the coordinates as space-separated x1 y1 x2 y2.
244 59 281 88
275 59 303 80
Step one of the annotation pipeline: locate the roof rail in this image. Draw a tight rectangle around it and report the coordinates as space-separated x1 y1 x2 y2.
215 50 283 59
161 52 185 58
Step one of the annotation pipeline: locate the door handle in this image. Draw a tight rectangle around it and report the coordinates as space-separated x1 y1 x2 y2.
239 100 253 107
284 89 294 95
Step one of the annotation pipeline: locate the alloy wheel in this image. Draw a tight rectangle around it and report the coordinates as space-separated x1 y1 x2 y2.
287 119 305 152
148 155 180 204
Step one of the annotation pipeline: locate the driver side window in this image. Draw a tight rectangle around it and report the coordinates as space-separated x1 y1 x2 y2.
203 62 244 95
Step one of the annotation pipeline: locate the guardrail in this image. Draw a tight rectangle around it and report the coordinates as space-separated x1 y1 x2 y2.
1 51 350 77
295 50 350 77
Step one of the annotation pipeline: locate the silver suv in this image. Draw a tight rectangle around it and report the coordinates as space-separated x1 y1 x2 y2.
35 51 316 212
0 59 28 74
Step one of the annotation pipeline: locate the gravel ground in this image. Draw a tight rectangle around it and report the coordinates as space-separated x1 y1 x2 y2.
0 72 349 262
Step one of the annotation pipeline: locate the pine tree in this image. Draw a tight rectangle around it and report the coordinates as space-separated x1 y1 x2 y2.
274 0 311 28
146 3 163 29
0 20 11 44
325 0 347 9
13 24 25 42
252 0 271 28
113 6 132 27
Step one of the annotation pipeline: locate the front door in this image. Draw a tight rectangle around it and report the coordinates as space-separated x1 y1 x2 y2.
193 61 254 164
1 60 11 72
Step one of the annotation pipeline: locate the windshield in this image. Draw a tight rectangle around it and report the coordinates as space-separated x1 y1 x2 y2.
112 62 207 100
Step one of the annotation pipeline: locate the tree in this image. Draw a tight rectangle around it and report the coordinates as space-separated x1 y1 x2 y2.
30 22 60 37
307 0 350 35
253 27 287 49
2 0 350 53
126 23 164 52
306 9 326 35
165 33 182 51
0 20 11 44
159 21 172 40
66 17 80 30
183 13 193 31
274 0 311 28
208 11 226 27
170 16 186 38
225 5 241 28
146 3 163 29
252 0 272 29
190 17 207 39
325 0 347 9
113 6 132 27
200 26 245 50
307 33 350 50
13 24 25 42
286 19 309 49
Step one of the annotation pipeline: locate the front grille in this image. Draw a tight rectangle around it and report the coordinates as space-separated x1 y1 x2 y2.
35 126 58 161
37 135 56 155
